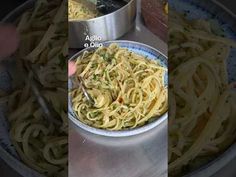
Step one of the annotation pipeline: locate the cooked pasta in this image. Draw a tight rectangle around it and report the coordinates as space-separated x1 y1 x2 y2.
70 44 167 130
2 0 68 176
169 10 236 175
68 0 99 20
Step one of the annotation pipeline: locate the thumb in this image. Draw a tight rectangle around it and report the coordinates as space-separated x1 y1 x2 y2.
0 25 19 59
68 61 76 76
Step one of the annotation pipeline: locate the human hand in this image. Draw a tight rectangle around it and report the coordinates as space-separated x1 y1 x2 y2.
68 61 76 76
0 25 19 59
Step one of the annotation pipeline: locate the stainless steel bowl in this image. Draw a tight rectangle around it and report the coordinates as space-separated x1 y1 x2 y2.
68 0 137 48
68 40 168 137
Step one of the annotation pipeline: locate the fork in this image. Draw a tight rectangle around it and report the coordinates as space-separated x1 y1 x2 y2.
24 61 63 126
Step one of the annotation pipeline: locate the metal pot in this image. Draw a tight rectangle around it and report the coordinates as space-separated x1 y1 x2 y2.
68 0 137 48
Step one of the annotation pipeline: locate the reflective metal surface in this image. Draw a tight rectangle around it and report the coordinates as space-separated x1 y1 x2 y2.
69 0 137 48
69 120 167 177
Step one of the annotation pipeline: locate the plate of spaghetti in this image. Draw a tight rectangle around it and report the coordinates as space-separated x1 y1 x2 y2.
69 40 168 137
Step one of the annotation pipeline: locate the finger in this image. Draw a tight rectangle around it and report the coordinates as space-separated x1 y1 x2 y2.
0 25 19 59
68 61 76 76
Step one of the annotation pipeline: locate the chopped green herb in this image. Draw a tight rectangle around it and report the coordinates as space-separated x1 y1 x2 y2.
93 74 98 80
100 52 113 62
91 63 98 68
91 112 99 117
